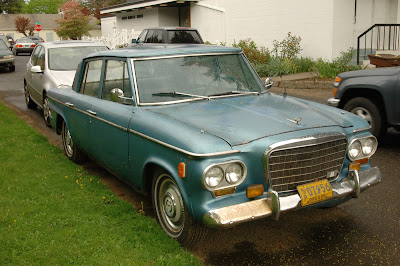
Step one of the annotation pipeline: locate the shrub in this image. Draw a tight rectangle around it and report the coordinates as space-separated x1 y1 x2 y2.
272 32 302 59
233 38 270 65
314 48 363 78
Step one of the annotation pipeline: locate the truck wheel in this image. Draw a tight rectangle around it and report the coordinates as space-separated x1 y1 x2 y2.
152 170 206 247
62 121 86 163
344 97 384 138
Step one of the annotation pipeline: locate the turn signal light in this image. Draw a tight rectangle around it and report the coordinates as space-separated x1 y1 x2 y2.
246 184 264 198
214 187 236 197
356 158 369 165
178 162 185 178
349 162 361 172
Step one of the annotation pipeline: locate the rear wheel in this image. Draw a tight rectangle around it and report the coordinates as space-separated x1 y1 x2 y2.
61 121 85 163
152 170 206 247
9 65 15 72
24 83 37 109
43 94 51 127
344 97 385 138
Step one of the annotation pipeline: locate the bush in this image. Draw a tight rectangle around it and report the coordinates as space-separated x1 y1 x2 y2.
314 48 363 78
272 32 302 59
233 38 270 65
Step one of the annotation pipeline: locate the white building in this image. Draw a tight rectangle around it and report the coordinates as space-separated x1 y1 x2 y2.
100 0 400 60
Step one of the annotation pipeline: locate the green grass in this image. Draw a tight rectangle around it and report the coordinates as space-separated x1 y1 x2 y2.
0 102 201 265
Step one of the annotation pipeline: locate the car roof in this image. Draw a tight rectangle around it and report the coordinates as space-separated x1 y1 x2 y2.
143 27 199 31
86 44 241 59
37 40 107 49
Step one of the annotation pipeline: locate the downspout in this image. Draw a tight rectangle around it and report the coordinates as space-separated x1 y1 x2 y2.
194 2 226 43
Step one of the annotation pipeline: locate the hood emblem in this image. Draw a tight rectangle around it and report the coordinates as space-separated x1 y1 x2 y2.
287 117 302 125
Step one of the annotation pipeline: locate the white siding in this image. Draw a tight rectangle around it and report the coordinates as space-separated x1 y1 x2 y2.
158 7 179 26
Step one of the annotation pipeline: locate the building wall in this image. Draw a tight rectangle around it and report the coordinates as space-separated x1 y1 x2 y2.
101 16 117 37
115 8 160 37
158 7 179 26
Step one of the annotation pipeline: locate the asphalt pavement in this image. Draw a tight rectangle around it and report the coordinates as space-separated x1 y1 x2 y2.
1 55 399 265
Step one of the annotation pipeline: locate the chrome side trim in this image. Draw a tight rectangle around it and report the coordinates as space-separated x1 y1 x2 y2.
203 167 381 228
128 128 240 158
49 95 240 158
327 97 340 107
353 126 372 133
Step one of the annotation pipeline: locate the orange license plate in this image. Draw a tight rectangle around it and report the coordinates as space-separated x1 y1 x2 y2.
297 179 333 206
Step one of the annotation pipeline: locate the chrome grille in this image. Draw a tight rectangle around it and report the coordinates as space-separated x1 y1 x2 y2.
264 134 347 193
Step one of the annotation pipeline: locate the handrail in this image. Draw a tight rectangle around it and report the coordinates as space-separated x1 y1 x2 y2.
357 24 400 64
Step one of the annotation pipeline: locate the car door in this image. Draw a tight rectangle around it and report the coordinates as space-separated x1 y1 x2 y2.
26 46 42 104
86 59 134 177
29 46 46 106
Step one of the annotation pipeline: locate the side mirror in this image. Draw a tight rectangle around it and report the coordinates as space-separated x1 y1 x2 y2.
110 88 124 102
131 38 137 43
30 65 43 73
264 78 273 89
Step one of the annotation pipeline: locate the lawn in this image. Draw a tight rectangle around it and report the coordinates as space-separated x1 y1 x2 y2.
0 102 201 265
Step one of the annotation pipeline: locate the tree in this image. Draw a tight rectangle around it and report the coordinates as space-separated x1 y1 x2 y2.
22 0 65 14
0 0 24 14
14 15 35 36
81 0 125 20
55 0 94 40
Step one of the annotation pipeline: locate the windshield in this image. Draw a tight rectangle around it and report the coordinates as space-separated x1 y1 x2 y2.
0 39 8 50
135 53 264 104
48 46 108 70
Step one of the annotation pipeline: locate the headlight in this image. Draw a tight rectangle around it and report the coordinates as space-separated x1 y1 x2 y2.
204 166 224 188
348 136 377 161
4 55 14 59
226 163 244 184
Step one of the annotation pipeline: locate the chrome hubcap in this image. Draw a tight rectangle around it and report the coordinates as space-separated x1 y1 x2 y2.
352 107 372 125
158 177 184 233
64 127 73 156
43 97 50 122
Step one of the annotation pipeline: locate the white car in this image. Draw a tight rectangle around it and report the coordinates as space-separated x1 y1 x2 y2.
24 41 108 126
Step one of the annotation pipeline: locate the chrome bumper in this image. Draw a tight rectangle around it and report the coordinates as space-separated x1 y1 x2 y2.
327 97 340 107
203 167 381 228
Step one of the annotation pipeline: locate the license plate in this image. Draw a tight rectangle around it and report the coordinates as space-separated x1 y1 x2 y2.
297 179 333 206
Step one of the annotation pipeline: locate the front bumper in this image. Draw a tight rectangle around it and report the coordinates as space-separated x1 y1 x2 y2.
203 167 381 227
0 57 15 67
327 97 340 107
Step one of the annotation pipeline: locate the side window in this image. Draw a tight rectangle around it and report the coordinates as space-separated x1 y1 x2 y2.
102 60 132 102
80 60 103 98
137 30 148 43
37 47 45 70
30 46 41 66
152 30 163 43
144 30 155 43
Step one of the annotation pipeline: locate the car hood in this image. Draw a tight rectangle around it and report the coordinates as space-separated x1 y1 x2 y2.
0 49 12 57
339 67 400 79
49 70 76 86
147 93 356 146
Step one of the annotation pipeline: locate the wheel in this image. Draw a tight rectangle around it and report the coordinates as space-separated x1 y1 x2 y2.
9 65 15 72
152 170 206 246
61 121 86 163
344 97 385 138
15 51 18 56
42 94 51 127
24 83 37 109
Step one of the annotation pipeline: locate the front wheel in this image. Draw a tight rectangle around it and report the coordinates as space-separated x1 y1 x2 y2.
61 121 85 163
42 94 51 127
344 97 385 138
152 170 206 247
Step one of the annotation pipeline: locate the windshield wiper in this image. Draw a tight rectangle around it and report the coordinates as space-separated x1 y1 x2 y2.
208 90 260 97
152 92 210 100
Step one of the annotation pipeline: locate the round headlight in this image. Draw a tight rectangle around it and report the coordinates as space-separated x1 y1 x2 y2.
225 163 244 184
349 140 362 159
204 166 224 188
362 138 375 155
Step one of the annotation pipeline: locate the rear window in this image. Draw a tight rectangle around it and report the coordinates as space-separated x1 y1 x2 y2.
167 30 202 44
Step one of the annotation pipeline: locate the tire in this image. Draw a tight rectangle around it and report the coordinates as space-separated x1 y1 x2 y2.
152 170 206 247
42 94 51 127
344 97 385 138
9 65 15 72
61 121 86 163
24 83 37 109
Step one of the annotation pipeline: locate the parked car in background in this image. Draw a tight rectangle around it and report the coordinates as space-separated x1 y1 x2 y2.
6 35 15 50
47 45 381 246
132 27 204 45
328 68 400 138
13 37 36 55
0 39 15 72
0 33 10 49
27 36 44 44
24 41 108 126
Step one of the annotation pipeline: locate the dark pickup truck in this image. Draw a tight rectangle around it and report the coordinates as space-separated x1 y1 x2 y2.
328 67 400 138
132 27 203 44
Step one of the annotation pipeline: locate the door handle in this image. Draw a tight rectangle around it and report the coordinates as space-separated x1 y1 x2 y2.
87 110 97 116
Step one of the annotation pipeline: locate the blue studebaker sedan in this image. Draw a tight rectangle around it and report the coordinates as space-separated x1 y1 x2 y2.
48 45 381 246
